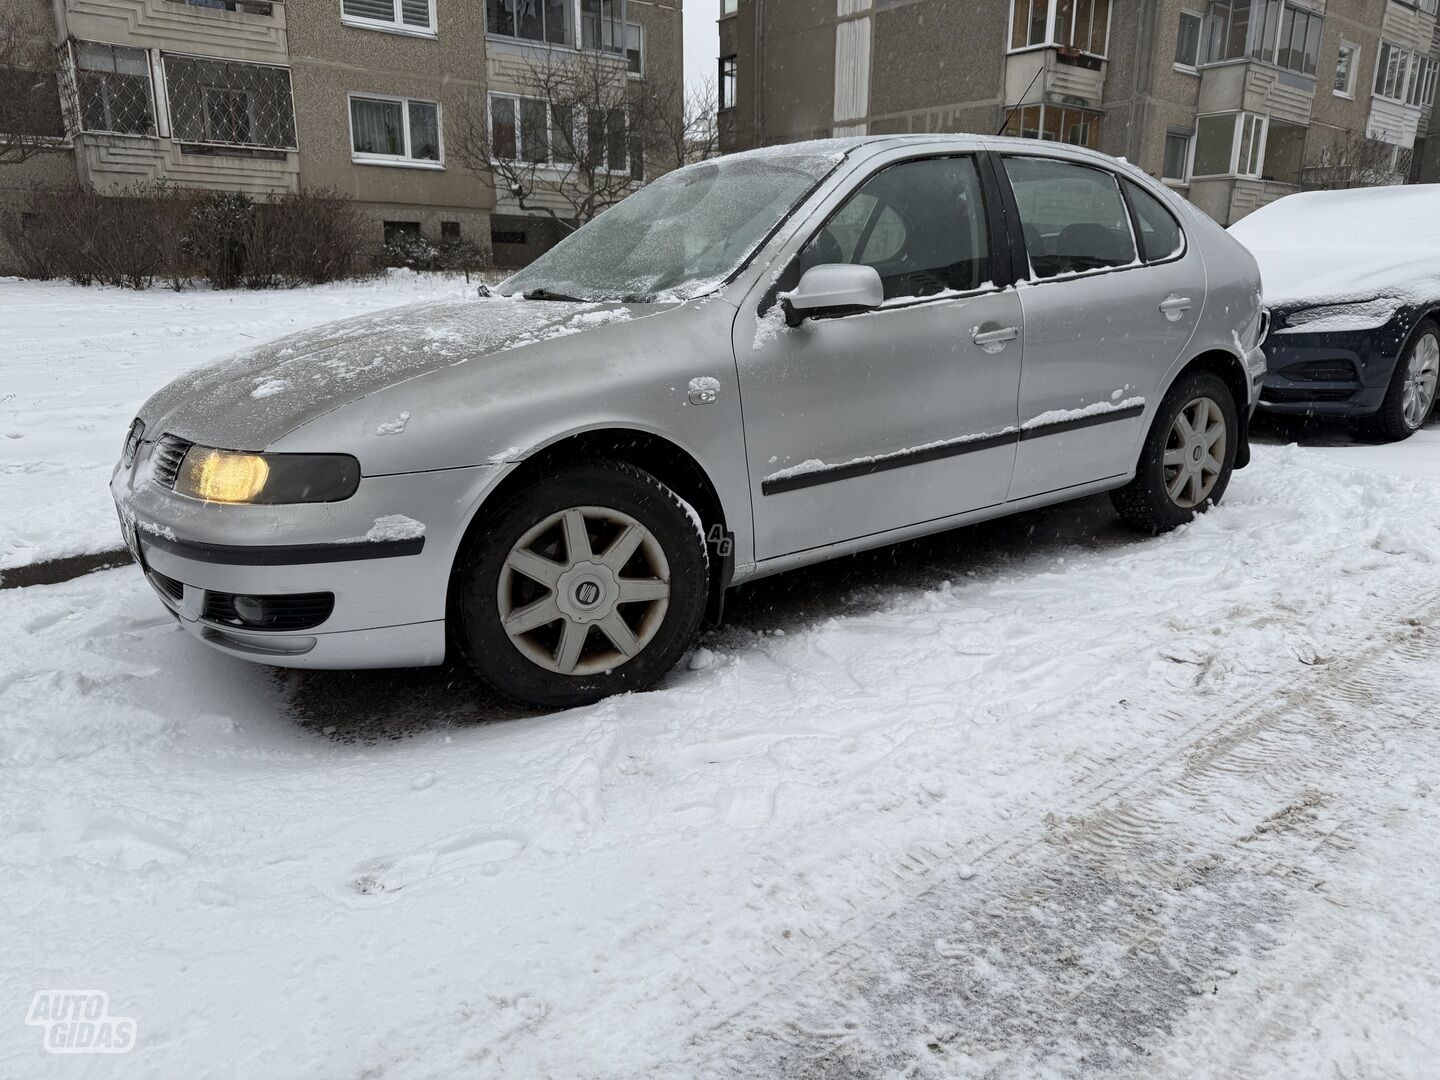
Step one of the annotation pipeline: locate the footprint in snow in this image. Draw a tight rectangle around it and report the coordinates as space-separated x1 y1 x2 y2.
340 829 527 902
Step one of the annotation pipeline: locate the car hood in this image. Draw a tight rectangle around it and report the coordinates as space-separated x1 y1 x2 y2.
138 295 664 450
1240 248 1434 310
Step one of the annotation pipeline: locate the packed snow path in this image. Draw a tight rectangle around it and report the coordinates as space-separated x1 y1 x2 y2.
4 426 1440 1077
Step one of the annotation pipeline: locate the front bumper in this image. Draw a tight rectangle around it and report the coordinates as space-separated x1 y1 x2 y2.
1256 312 1412 417
112 451 502 670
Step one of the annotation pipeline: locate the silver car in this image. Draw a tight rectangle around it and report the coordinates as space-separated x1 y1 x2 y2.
112 135 1267 709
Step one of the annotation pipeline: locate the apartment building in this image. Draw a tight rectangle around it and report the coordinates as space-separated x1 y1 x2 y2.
717 0 1440 225
0 0 681 266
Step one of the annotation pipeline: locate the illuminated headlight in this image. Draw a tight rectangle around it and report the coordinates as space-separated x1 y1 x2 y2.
174 447 360 504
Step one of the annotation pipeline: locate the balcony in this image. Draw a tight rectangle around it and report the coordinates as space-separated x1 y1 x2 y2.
165 0 279 14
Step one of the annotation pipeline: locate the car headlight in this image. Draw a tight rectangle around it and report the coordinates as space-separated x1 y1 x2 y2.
174 446 361 504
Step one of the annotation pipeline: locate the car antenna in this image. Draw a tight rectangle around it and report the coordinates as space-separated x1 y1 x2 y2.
996 64 1046 136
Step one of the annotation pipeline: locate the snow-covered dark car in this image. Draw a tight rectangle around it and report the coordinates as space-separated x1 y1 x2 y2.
1230 185 1440 441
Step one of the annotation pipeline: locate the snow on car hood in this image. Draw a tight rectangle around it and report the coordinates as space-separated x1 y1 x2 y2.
137 295 654 450
1228 184 1440 308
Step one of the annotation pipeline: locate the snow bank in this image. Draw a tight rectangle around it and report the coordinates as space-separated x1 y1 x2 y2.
1228 184 1440 307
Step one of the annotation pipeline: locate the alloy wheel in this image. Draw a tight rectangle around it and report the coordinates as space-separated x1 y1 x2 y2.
1402 332 1439 430
498 506 671 677
1163 396 1227 509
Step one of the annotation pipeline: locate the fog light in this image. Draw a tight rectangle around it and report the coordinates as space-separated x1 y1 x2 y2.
232 595 269 626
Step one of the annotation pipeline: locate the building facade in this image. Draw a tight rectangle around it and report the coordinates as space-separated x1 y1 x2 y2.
717 0 1440 224
0 0 681 266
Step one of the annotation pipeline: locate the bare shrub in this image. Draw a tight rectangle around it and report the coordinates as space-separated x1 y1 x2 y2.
245 188 369 287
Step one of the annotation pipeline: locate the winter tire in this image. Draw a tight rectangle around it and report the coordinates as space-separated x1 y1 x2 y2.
454 461 709 709
1112 370 1238 535
1363 319 1439 443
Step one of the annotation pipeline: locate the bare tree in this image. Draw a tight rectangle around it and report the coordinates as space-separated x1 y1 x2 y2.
1302 131 1411 191
644 76 720 173
0 14 65 165
455 47 682 235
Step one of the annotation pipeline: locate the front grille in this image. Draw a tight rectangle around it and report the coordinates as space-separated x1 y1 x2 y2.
150 434 193 489
203 591 334 632
148 570 184 604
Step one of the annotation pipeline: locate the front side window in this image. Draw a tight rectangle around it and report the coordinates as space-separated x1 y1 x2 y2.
1176 11 1202 67
75 41 155 136
341 0 434 34
351 95 441 163
719 55 738 109
797 156 991 301
1334 41 1356 96
164 55 296 149
1003 156 1136 278
1122 180 1184 262
486 0 571 46
1163 131 1191 180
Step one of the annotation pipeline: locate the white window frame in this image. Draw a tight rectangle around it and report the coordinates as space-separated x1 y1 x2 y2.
1175 9 1203 72
1333 39 1358 98
1162 130 1193 184
625 21 644 77
348 92 444 169
487 90 632 175
340 0 437 39
70 39 159 138
1191 111 1267 179
1006 0 1113 60
1373 40 1433 106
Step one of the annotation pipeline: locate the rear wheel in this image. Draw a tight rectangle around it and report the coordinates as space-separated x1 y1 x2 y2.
1112 371 1238 534
453 461 709 709
1363 320 1439 442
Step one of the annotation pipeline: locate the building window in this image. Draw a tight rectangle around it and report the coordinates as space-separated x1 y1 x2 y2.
1334 40 1357 97
581 0 626 54
383 220 420 245
1000 103 1103 150
342 0 434 34
441 220 460 239
74 42 156 136
1200 0 1320 75
721 0 737 14
485 0 571 46
350 94 441 165
1163 131 1192 181
1374 41 1437 106
626 22 644 75
1175 11 1202 68
1261 118 1305 185
1009 0 1110 55
490 92 629 173
1192 111 1265 178
719 55 738 110
163 54 296 149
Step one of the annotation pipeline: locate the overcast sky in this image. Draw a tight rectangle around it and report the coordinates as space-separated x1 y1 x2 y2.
683 0 721 93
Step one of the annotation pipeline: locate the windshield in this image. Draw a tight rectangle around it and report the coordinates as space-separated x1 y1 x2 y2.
502 148 847 303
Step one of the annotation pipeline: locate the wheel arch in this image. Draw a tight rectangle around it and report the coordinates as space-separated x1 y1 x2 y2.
447 426 735 632
1163 347 1253 468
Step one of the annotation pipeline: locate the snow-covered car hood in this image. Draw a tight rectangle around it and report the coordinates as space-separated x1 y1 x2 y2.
137 295 662 450
1228 184 1440 309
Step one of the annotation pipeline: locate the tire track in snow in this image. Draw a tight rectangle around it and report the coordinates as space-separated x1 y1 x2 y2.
662 589 1440 1076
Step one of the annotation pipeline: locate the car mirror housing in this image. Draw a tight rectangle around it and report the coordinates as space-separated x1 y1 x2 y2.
784 264 885 326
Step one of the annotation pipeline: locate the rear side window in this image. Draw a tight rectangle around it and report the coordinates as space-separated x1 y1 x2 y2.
1003 156 1137 278
1123 179 1185 263
798 156 991 301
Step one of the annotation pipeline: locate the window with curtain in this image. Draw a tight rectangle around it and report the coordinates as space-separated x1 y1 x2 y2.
1333 41 1356 96
351 95 440 163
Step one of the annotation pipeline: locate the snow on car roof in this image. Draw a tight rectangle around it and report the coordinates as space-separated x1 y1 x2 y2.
1228 184 1440 308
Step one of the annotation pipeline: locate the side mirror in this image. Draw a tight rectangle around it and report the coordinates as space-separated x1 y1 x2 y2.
783 263 884 327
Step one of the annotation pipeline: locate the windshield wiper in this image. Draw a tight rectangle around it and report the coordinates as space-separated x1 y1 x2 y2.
523 288 587 302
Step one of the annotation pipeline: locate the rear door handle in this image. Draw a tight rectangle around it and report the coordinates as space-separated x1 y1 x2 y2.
972 325 1020 353
1159 295 1192 321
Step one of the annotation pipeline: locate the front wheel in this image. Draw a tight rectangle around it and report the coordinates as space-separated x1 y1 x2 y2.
1363 319 1439 442
453 461 709 709
1111 371 1238 534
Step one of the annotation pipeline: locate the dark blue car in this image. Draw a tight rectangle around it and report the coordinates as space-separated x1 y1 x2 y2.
1230 186 1440 442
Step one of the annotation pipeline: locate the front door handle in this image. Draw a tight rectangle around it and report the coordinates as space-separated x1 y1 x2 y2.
972 325 1020 353
1159 295 1192 321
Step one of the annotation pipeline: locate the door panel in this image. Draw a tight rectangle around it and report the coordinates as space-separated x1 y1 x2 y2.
999 155 1205 501
736 154 1023 561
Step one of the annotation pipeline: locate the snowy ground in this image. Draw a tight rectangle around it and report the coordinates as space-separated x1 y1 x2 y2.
0 273 486 572
2 389 1439 1076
